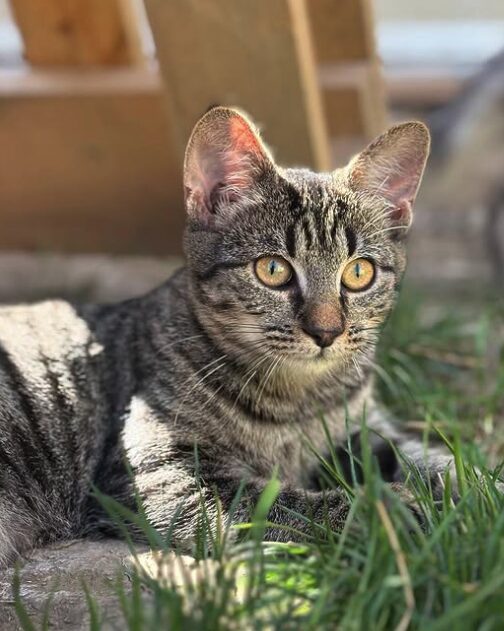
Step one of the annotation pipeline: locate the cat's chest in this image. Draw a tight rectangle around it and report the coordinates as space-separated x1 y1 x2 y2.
231 385 373 485
236 409 348 485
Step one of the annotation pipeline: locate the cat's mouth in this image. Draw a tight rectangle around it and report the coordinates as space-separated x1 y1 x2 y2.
287 346 338 363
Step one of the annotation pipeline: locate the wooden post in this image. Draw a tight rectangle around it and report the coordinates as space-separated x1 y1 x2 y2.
143 0 331 171
307 0 387 163
9 0 144 65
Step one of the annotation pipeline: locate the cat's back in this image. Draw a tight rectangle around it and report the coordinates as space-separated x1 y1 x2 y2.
0 298 118 549
0 298 110 481
0 298 100 366
0 299 103 406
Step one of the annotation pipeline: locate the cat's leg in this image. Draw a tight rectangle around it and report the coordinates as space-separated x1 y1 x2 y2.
0 497 38 568
206 473 352 542
133 461 351 547
364 406 457 499
124 407 347 544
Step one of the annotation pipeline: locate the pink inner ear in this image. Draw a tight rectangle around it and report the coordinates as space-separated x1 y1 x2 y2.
389 199 412 225
201 117 263 202
229 116 263 156
349 123 429 225
377 173 414 225
386 158 423 202
185 122 259 222
184 109 271 224
381 173 416 204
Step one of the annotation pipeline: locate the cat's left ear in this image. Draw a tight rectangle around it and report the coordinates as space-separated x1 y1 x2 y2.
183 106 274 227
346 122 430 231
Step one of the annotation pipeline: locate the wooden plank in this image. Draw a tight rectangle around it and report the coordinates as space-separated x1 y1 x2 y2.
319 61 387 139
9 0 144 65
307 1 387 159
0 58 466 256
307 0 377 64
385 66 468 107
0 68 184 255
0 65 161 96
143 0 331 171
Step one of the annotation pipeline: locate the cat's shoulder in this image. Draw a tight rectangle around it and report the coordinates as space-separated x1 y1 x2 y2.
0 297 88 329
0 298 98 364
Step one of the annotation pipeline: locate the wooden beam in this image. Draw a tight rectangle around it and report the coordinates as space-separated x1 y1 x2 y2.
385 66 468 107
0 68 184 255
143 0 331 171
307 0 377 64
0 58 460 256
319 62 387 139
308 0 387 150
9 0 144 65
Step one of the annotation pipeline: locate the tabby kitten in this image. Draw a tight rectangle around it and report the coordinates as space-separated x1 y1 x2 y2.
0 107 454 566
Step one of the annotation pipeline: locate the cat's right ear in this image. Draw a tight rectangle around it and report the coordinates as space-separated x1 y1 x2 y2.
183 107 273 227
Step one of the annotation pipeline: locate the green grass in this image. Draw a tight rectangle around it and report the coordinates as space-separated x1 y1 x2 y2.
15 288 504 630
378 288 504 462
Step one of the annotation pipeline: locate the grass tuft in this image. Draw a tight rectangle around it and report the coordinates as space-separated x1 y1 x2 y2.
13 288 504 630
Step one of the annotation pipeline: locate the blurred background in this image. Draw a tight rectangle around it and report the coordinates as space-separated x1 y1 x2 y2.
0 0 502 303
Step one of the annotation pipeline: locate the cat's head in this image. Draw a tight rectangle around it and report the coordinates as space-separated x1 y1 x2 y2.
183 107 429 376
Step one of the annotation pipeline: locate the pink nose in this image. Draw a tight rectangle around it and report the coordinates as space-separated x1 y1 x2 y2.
301 303 345 348
301 323 344 348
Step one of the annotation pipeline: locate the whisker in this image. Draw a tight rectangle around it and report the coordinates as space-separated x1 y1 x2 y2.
158 334 205 351
256 354 283 406
366 225 409 240
229 352 273 415
174 354 228 424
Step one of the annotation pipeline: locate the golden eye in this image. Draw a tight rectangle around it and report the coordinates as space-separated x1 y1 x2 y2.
341 258 375 291
255 256 293 288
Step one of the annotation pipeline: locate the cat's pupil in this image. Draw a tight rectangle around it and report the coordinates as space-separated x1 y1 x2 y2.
355 263 361 278
268 261 277 275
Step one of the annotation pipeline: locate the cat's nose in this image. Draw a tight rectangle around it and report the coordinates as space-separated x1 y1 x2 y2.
300 302 345 348
301 323 344 348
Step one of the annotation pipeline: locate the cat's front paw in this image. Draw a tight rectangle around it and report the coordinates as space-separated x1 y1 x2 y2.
388 482 427 528
397 446 459 502
424 456 460 502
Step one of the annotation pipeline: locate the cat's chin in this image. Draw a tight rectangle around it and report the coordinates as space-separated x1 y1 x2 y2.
294 346 337 360
284 349 341 370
